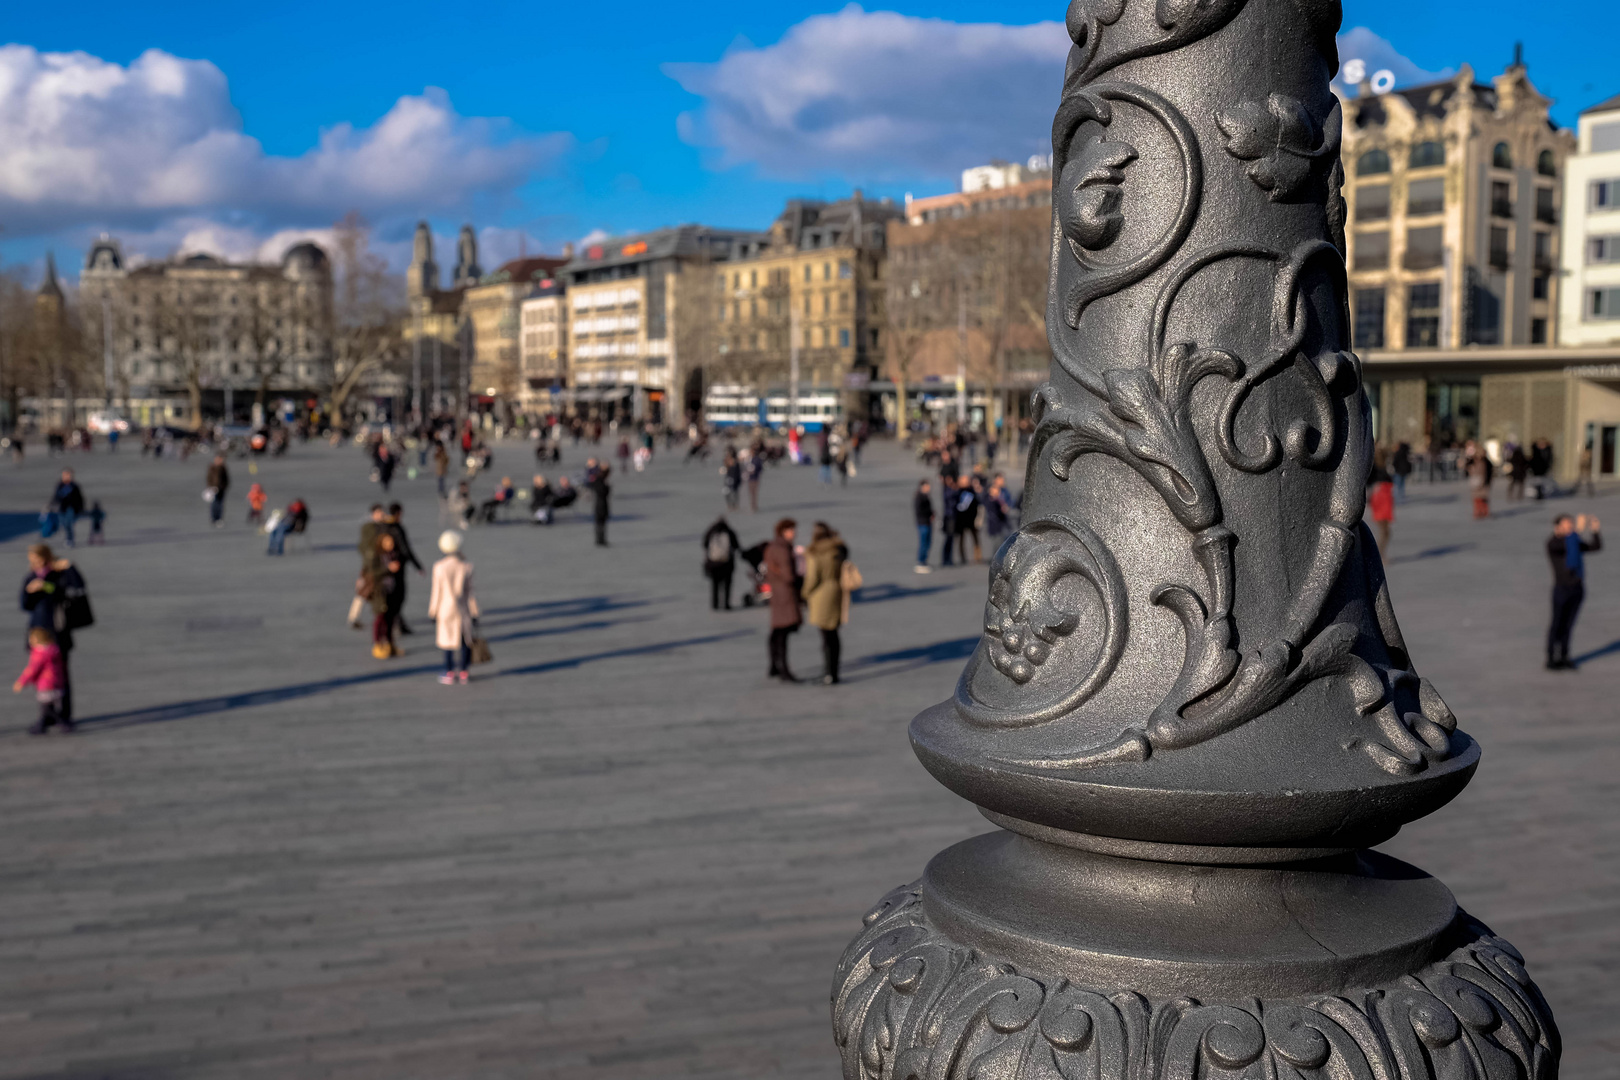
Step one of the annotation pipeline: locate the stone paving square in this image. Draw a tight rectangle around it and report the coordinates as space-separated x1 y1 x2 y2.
0 438 1614 1078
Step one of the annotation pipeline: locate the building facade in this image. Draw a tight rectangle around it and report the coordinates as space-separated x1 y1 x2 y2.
79 236 334 425
403 221 473 415
518 278 568 410
462 256 569 408
712 194 904 417
561 225 763 422
1342 61 1572 355
1558 93 1620 347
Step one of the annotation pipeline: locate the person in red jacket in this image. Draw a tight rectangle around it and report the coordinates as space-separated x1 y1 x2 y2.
14 626 70 734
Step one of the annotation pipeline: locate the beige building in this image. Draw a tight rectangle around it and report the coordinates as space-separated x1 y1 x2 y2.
1342 61 1572 353
714 194 904 416
561 225 763 423
1558 92 1620 346
462 255 569 408
79 236 333 425
518 278 568 410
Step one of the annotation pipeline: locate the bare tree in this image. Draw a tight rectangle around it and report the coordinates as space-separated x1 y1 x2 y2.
327 213 403 419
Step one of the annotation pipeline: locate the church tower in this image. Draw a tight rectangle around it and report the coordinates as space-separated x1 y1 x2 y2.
451 225 481 288
407 221 439 301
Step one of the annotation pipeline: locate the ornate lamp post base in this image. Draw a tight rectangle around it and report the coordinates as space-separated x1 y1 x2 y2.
830 0 1561 1071
835 839 1558 1079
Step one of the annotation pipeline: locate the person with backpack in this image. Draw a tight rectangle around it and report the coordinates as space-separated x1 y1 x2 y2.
703 516 741 610
20 544 91 725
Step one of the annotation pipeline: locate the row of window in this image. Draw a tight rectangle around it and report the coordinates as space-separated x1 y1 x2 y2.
571 288 640 311
1353 284 1551 347
1352 181 1556 223
1589 288 1620 321
1355 143 1556 177
1353 226 1554 271
726 326 856 352
573 315 639 335
123 359 321 380
725 261 853 291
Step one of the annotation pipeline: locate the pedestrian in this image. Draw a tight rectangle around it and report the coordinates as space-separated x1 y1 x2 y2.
818 429 833 484
14 626 70 734
588 460 612 547
367 532 404 659
955 476 984 564
984 474 1012 550
745 447 764 513
87 501 106 545
375 443 397 493
247 482 268 525
1576 443 1596 496
386 502 424 635
939 475 958 567
764 518 802 681
801 522 851 685
721 449 742 510
703 515 741 610
1507 443 1528 501
350 504 387 628
49 469 86 548
433 440 451 499
20 544 89 726
205 454 230 528
1392 441 1412 503
429 530 480 684
531 474 556 525
1465 441 1491 520
914 480 935 574
1529 438 1555 499
1547 514 1602 670
1368 449 1395 553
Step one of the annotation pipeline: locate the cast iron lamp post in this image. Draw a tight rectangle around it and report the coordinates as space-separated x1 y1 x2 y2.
831 0 1559 1075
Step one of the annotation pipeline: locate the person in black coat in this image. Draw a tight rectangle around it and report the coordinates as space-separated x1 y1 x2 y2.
586 460 612 546
20 544 89 723
702 516 741 610
385 502 424 633
913 480 935 573
1547 514 1602 669
49 469 86 548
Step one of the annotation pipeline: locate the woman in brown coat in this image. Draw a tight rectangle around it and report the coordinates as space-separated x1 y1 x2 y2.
801 522 849 684
763 517 801 682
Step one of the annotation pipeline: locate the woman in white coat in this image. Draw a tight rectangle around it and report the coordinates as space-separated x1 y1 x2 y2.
428 530 480 684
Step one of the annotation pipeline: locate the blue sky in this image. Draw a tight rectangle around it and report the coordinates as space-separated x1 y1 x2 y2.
0 0 1607 281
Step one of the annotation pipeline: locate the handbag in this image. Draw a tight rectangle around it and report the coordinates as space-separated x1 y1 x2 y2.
469 633 494 665
39 511 58 538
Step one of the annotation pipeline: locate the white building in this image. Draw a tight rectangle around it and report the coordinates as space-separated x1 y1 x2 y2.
517 278 568 411
1559 93 1620 345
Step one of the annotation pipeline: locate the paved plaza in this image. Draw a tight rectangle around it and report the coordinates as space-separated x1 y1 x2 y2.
0 436 1615 1078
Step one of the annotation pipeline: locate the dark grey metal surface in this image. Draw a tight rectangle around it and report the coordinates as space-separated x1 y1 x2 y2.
833 0 1560 1074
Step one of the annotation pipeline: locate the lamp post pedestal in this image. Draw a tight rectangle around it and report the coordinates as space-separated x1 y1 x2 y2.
831 0 1558 1075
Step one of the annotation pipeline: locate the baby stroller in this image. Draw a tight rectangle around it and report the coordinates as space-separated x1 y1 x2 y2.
738 541 772 608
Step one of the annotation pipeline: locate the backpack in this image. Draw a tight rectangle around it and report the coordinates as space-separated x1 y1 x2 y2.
707 529 733 563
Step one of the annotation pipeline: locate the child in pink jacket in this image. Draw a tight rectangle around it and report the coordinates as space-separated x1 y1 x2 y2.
14 627 70 734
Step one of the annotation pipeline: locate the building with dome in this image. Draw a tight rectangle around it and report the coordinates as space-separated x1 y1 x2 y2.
78 237 334 426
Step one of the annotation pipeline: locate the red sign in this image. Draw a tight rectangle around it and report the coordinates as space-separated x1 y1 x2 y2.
587 246 604 260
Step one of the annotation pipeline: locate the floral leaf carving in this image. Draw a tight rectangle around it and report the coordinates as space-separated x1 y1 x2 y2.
1066 0 1127 72
1216 94 1322 200
1155 0 1245 33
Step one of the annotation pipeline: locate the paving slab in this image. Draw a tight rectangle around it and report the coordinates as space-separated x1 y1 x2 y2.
0 437 1613 1078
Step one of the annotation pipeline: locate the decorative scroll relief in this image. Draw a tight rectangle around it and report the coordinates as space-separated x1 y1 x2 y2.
834 885 1560 1080
987 236 1459 774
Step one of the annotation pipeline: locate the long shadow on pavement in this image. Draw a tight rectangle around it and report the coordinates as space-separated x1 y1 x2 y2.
0 512 42 543
60 619 698 734
1389 543 1476 565
841 635 980 684
1573 638 1620 666
851 582 961 605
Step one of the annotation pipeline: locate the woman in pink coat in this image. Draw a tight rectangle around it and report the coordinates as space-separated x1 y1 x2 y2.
428 530 480 685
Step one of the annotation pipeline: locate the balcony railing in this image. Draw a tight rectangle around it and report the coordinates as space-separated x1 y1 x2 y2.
1489 248 1511 270
1534 254 1556 273
1491 200 1514 219
1536 205 1558 225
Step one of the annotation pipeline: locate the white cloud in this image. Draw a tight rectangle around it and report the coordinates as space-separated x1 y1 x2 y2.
665 5 1069 182
1332 28 1454 94
0 44 569 240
